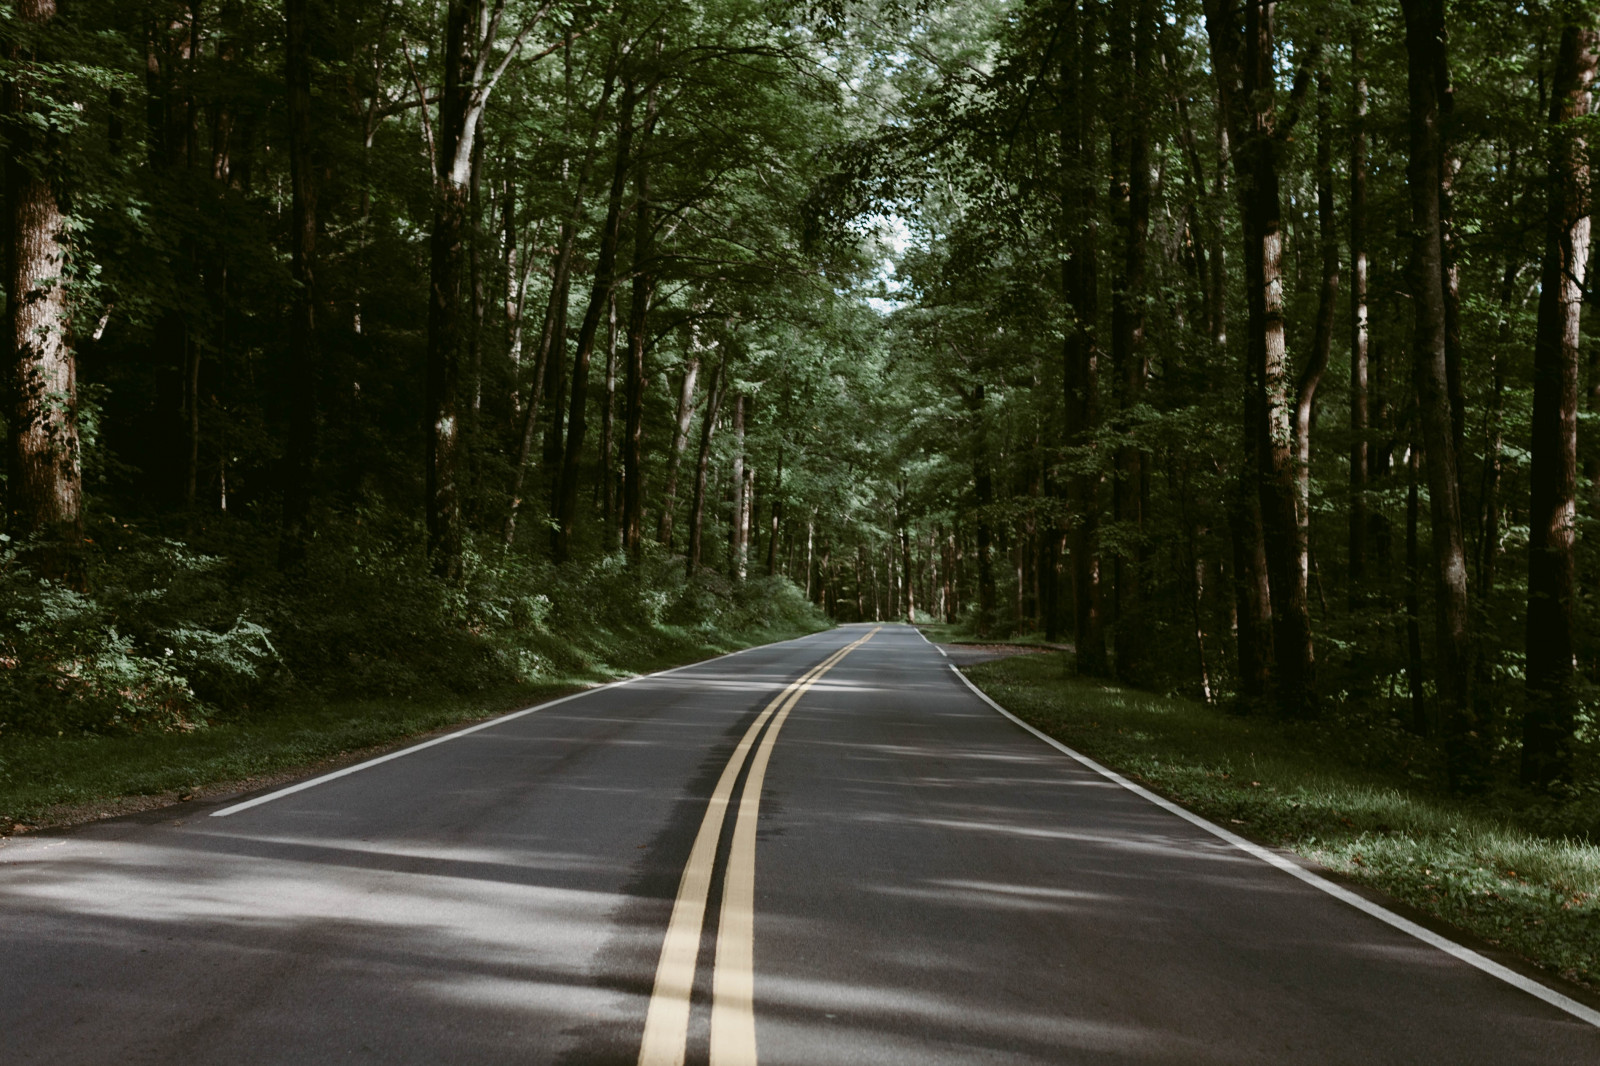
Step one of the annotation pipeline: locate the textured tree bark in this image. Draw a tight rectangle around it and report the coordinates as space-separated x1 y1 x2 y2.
279 0 320 570
1293 72 1338 616
1204 0 1314 716
5 0 83 584
1060 0 1108 675
686 356 728 577
1401 0 1480 787
656 352 701 548
1522 20 1598 790
1348 9 1370 601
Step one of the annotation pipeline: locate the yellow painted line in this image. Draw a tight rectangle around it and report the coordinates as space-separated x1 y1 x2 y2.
637 630 876 1066
710 627 879 1066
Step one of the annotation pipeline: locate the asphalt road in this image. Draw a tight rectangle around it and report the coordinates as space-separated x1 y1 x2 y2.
4 623 1598 1064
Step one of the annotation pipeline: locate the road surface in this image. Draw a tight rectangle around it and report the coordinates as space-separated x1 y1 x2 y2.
3 624 1597 1064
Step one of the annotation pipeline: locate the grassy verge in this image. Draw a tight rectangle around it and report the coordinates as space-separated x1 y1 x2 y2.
915 621 1066 647
963 651 1600 992
0 617 825 830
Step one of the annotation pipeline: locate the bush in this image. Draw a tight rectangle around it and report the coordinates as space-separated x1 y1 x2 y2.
0 516 828 737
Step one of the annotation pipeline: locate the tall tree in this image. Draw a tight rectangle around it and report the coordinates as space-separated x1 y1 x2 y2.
1348 5 1370 601
1060 0 1108 676
1203 0 1317 716
278 0 321 570
1522 14 1598 790
686 352 728 576
1109 0 1153 681
426 0 551 578
553 79 637 563
1293 68 1337 617
5 0 83 584
1401 0 1480 785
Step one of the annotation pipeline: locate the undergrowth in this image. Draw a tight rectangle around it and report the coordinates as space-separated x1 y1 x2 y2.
0 513 827 823
964 651 1600 992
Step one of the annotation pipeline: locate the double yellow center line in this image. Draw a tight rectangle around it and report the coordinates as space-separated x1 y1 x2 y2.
637 628 879 1066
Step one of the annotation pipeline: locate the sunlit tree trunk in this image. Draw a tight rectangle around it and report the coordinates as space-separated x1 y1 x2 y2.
5 0 82 583
1204 0 1314 716
1522 19 1598 790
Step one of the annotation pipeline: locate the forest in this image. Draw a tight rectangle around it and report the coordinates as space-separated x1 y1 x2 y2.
4 0 1600 806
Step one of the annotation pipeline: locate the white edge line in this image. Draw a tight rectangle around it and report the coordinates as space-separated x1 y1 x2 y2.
206 632 818 819
911 624 950 657
946 662 1600 1030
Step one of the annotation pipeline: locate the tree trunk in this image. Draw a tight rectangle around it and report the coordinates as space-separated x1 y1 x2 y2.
621 83 659 560
1061 0 1108 675
278 0 320 570
1348 9 1370 602
553 86 637 563
686 356 728 577
504 65 615 548
1401 0 1480 787
1110 0 1152 681
1406 440 1427 733
973 385 996 636
5 0 82 583
728 393 747 579
901 521 916 623
424 0 477 580
766 445 782 576
1204 0 1315 717
467 113 487 442
656 350 701 548
1522 20 1598 790
1293 72 1338 619
600 290 619 547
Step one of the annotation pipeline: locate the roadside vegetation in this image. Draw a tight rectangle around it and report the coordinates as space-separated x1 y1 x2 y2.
962 651 1600 994
0 523 826 829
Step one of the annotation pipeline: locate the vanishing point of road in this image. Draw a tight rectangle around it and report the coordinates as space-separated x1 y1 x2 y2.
4 624 1598 1064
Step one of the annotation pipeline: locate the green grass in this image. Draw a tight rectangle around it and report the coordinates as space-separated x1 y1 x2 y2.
915 621 1065 647
965 652 1600 991
0 617 825 829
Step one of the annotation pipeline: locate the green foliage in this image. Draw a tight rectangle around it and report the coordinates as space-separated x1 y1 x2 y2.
0 514 826 742
0 534 277 735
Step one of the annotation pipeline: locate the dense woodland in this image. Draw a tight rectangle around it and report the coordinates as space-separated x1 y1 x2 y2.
5 1 1600 798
